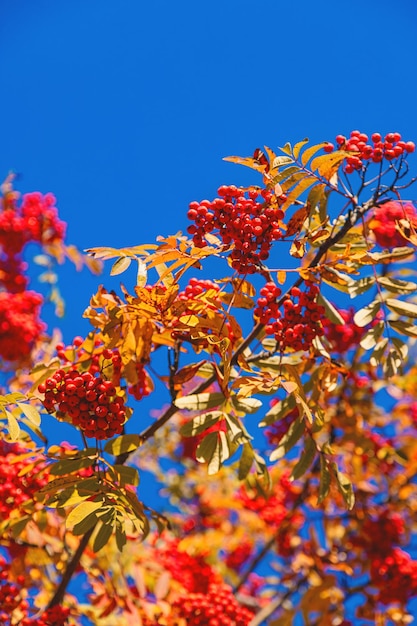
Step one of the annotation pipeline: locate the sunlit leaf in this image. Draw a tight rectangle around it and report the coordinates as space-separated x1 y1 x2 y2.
17 403 41 426
232 396 262 414
110 256 132 276
378 275 417 294
311 151 349 179
66 500 104 531
104 434 143 456
174 392 225 411
179 411 223 437
301 142 327 166
290 436 316 480
136 258 147 287
114 464 140 487
385 298 417 319
5 409 20 441
353 300 381 327
389 319 417 338
347 276 375 298
292 138 309 159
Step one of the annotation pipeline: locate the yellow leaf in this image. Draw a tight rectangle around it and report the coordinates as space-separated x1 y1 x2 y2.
277 270 286 285
310 151 349 180
6 409 20 441
281 178 316 211
17 403 41 427
110 256 132 276
293 138 309 159
301 142 327 166
66 500 103 530
136 258 147 287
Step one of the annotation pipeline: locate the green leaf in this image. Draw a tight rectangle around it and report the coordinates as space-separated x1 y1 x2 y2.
270 417 305 462
115 524 127 551
10 516 31 538
104 434 142 456
113 464 140 487
93 521 114 553
17 403 41 426
385 298 417 319
72 511 100 536
290 436 316 480
196 431 219 464
353 300 381 327
179 411 223 437
332 464 355 510
238 443 254 480
66 500 103 531
110 256 132 276
50 456 96 476
317 455 331 504
174 392 225 411
316 293 346 325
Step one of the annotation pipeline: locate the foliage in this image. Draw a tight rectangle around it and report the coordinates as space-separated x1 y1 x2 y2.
1 130 417 624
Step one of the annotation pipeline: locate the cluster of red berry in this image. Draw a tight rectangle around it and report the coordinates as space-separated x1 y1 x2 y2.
24 606 70 626
370 200 417 248
156 538 219 593
225 540 253 572
173 583 254 626
0 190 65 290
0 187 67 364
371 547 417 605
187 186 284 273
0 556 69 625
128 362 152 400
0 562 29 625
0 439 48 521
324 131 415 173
0 291 46 362
0 192 66 255
38 367 126 440
351 511 417 605
322 308 367 354
178 277 220 301
255 282 324 351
